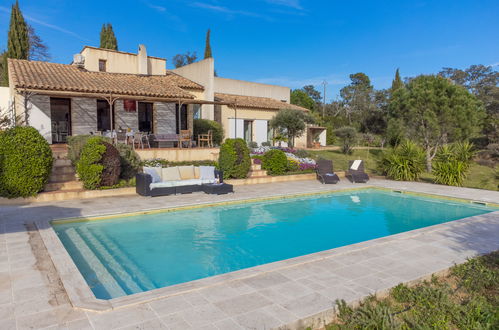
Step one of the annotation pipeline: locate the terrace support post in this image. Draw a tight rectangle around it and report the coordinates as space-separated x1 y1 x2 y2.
233 102 238 139
177 98 184 148
105 94 118 141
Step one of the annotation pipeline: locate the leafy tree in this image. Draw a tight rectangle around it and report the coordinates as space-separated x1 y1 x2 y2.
390 68 404 94
340 73 375 125
290 89 315 111
270 109 313 147
204 29 212 59
439 65 499 143
334 126 357 154
172 51 198 68
100 23 118 50
27 25 50 61
303 85 322 104
389 75 484 171
2 0 29 86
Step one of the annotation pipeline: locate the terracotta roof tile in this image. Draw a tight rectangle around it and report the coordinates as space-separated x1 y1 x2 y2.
165 71 204 90
214 93 309 111
8 59 197 99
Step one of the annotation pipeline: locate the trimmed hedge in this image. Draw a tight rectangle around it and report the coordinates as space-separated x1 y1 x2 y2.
193 119 224 146
0 126 53 198
69 135 140 180
100 142 121 186
262 149 288 175
218 138 251 179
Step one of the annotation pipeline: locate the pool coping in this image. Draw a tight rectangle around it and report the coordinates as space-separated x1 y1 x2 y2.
34 185 499 313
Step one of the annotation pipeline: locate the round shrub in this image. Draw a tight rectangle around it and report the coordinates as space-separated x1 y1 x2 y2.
262 149 288 175
67 135 111 165
335 126 357 154
0 126 53 198
100 142 121 186
193 119 224 146
76 138 121 189
379 140 426 181
114 143 141 180
76 137 106 189
218 138 251 178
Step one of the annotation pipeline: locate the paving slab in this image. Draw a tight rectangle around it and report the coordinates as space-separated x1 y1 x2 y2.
0 179 498 329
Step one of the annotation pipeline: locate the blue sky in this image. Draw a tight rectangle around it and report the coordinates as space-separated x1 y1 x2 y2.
1 0 498 99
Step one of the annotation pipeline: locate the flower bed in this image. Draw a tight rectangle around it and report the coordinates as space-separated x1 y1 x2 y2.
251 146 316 174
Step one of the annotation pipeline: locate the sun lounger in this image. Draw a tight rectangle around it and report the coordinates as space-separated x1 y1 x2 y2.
316 159 340 184
346 160 369 183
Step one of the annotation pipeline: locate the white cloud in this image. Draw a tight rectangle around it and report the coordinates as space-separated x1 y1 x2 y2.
265 0 302 10
0 6 87 41
191 2 272 20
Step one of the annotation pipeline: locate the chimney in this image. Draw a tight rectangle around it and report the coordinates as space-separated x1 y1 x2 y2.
72 54 85 68
137 44 148 75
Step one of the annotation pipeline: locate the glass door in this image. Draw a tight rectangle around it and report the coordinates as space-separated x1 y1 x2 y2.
138 102 153 133
50 98 71 143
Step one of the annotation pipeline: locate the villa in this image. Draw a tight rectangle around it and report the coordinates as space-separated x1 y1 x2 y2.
4 45 326 148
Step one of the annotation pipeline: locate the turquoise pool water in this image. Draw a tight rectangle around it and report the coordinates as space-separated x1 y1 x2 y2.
53 189 495 300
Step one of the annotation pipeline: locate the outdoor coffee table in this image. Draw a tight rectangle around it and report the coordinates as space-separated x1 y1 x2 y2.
202 183 234 195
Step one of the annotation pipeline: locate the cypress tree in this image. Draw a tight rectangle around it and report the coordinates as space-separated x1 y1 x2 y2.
204 29 212 59
2 0 29 86
100 23 118 51
391 68 404 92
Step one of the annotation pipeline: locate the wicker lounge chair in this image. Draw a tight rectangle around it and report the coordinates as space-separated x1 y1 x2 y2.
346 160 370 183
316 159 340 184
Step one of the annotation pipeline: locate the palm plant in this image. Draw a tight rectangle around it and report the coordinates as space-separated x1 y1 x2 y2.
379 140 426 181
432 142 475 186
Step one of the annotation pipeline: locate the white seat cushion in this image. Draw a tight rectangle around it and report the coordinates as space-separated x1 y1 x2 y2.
150 179 204 190
200 166 215 180
161 167 181 181
143 167 161 183
350 160 362 170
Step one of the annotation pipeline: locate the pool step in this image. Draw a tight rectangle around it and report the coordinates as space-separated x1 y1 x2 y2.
90 229 156 291
64 228 126 298
78 228 144 294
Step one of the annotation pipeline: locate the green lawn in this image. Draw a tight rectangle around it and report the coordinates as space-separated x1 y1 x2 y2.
309 149 498 191
322 251 499 329
307 149 384 174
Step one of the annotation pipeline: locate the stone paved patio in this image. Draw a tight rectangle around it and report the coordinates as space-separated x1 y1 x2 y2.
0 179 498 329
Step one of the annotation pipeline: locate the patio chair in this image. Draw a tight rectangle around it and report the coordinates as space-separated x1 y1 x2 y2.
316 159 340 184
198 130 213 148
116 131 128 145
179 130 193 148
346 160 370 183
132 132 145 149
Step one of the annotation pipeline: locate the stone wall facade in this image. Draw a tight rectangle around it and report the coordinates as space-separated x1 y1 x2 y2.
154 102 176 134
15 92 186 142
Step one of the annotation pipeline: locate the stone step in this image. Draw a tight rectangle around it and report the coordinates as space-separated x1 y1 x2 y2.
53 158 72 167
49 173 76 183
251 164 262 171
249 170 267 177
51 165 75 175
52 151 68 159
44 180 83 192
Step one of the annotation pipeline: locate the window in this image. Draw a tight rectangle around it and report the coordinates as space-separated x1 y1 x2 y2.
193 104 201 119
98 59 106 72
138 102 153 133
97 100 114 131
243 120 253 142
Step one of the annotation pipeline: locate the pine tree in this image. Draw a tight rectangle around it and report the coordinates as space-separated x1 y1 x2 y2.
204 29 212 59
100 23 118 51
391 68 404 93
2 0 29 86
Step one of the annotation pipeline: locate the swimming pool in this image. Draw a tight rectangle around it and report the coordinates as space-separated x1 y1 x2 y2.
53 189 495 300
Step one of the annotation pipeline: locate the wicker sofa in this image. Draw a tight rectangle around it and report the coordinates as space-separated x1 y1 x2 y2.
136 165 223 197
